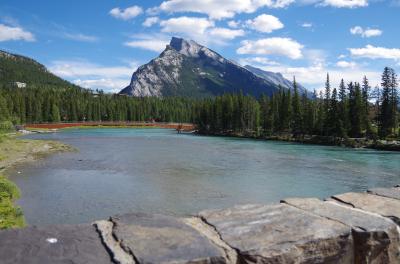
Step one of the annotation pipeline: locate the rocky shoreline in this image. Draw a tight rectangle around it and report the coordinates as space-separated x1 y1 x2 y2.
196 131 400 151
0 133 73 229
1 185 400 263
0 133 73 173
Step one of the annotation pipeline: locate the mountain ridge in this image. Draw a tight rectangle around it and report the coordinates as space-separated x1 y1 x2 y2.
120 37 304 98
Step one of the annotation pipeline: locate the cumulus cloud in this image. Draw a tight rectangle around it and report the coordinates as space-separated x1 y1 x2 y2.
142 17 160 27
239 56 280 66
245 14 284 33
124 34 170 52
73 79 129 93
64 33 98 42
109 6 143 20
49 60 136 92
150 0 294 20
227 20 240 28
208 28 245 40
0 24 35 42
336 60 357 68
157 16 244 45
349 45 400 60
320 0 368 8
301 22 313 28
237 38 304 59
350 26 382 38
160 16 214 35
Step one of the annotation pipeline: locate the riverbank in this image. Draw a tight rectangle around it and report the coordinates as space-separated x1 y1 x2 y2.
0 133 73 229
25 122 195 132
197 131 400 151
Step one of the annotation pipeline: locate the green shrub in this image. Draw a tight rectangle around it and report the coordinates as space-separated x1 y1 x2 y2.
0 176 20 200
0 121 14 132
0 175 24 229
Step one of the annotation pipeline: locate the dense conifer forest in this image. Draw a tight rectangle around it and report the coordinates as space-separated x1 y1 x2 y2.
0 63 398 140
195 67 399 140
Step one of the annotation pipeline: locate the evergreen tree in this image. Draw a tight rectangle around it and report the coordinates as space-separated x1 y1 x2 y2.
291 76 303 135
361 76 372 135
379 67 393 137
390 69 398 136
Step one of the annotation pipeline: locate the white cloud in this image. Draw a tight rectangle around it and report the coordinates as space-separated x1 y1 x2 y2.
208 28 245 40
261 62 380 91
151 0 294 20
109 6 143 20
336 60 357 68
64 33 98 42
160 16 214 35
124 34 170 52
227 20 240 28
320 0 368 8
239 56 280 66
142 17 159 27
245 14 284 33
350 26 382 38
237 38 304 59
49 60 136 92
338 54 347 59
73 79 129 93
301 22 313 28
0 24 35 42
158 16 243 45
349 45 400 60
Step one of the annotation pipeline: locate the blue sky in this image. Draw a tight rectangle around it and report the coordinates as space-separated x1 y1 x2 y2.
0 0 399 93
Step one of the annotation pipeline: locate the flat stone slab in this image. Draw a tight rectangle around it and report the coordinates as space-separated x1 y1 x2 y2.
200 204 354 263
283 197 400 263
111 213 227 264
0 224 112 264
368 187 400 200
332 192 400 225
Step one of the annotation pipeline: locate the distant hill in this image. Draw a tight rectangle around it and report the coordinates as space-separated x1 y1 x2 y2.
244 65 308 94
120 37 288 98
0 50 74 88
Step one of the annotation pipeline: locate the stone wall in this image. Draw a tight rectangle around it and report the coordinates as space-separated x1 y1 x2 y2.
1 186 400 264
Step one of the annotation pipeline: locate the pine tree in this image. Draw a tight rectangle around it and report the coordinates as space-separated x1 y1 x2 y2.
379 67 393 138
361 76 372 135
323 73 331 135
390 69 398 136
348 82 363 137
291 76 303 135
338 79 349 136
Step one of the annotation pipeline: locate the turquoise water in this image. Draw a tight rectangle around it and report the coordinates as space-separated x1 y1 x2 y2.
9 128 400 225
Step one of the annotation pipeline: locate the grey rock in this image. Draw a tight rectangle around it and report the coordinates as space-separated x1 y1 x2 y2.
332 192 400 225
0 224 112 264
119 37 283 98
368 187 400 200
283 197 400 263
244 65 308 95
94 220 135 264
199 204 354 263
111 213 228 264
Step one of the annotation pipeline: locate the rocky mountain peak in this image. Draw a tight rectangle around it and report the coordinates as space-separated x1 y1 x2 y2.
169 37 202 57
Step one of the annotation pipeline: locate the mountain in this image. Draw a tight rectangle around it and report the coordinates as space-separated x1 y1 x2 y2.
119 37 285 98
0 50 74 88
244 65 307 94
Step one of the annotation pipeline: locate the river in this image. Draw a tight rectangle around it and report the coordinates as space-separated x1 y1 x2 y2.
8 128 400 225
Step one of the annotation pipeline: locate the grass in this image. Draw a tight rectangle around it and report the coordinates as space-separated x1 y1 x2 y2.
0 175 25 229
0 132 73 229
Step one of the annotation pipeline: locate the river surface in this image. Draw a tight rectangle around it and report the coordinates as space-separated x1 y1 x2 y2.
8 128 400 225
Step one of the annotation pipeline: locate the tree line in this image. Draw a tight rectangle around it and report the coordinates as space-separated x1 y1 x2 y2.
195 67 399 140
0 67 398 140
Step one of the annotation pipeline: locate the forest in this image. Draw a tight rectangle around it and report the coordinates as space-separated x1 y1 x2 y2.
0 67 398 140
